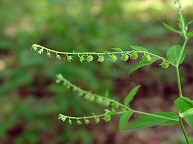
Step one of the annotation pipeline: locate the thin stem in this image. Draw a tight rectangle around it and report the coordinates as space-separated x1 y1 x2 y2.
176 66 183 97
33 44 176 67
62 111 128 120
179 117 190 144
177 39 188 65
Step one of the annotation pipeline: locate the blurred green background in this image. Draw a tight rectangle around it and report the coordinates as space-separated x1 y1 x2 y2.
0 0 193 144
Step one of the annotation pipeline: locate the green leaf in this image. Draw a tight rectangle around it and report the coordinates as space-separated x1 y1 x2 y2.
128 57 159 75
126 112 179 130
180 108 193 118
175 97 193 113
119 111 133 134
112 48 122 52
175 97 193 129
130 46 148 52
186 20 193 26
162 22 180 33
187 32 193 39
124 85 141 107
167 45 186 65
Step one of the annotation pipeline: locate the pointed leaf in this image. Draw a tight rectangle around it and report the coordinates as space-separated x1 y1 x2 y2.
180 108 193 118
126 112 179 130
119 111 133 133
128 57 159 75
175 97 193 129
186 20 193 26
130 46 148 52
124 85 141 107
162 22 180 33
175 97 193 113
112 48 122 52
167 45 186 65
187 32 193 39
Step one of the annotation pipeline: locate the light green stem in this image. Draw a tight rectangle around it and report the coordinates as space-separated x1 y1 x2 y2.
179 117 190 144
176 66 183 97
33 44 176 67
175 38 190 143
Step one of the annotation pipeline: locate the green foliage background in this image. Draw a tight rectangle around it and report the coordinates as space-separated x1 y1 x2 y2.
0 0 193 143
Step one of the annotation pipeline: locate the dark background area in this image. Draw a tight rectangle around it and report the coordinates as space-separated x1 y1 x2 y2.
0 0 193 144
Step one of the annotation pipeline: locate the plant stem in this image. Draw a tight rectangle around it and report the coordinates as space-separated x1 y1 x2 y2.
179 117 190 144
175 38 190 143
176 66 183 97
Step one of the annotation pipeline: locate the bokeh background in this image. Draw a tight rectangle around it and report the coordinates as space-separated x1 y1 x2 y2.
0 0 193 144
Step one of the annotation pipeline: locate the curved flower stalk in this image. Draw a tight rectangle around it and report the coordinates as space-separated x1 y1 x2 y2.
56 74 179 131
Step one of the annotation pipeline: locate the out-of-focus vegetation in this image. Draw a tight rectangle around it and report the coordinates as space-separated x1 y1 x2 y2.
0 0 193 144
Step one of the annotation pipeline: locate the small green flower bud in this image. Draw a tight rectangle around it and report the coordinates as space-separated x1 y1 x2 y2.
109 55 117 62
38 49 43 54
47 51 51 57
97 55 105 62
58 114 67 121
112 101 119 108
143 54 151 61
103 115 111 122
130 52 138 60
94 117 100 123
103 100 110 107
161 61 169 69
84 94 90 100
121 108 127 112
79 55 85 63
68 119 72 125
96 97 103 104
67 56 73 62
87 55 94 62
89 95 95 101
121 54 129 61
56 54 61 60
32 44 37 51
77 120 82 125
84 119 90 125
66 85 70 89
78 91 84 96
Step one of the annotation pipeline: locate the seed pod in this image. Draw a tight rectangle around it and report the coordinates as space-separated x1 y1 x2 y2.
96 97 103 104
109 55 117 62
143 54 151 61
84 119 90 125
79 55 85 63
87 55 94 62
112 101 119 108
77 120 82 125
103 115 111 122
67 56 73 62
121 54 129 61
161 61 169 69
130 52 138 60
97 55 105 62
103 100 110 107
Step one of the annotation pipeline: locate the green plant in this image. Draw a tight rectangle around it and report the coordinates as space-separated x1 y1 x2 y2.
31 0 193 143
